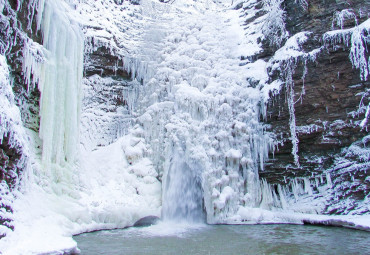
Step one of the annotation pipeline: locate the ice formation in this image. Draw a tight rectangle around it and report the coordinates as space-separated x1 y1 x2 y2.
1 0 161 254
324 19 370 81
38 0 83 168
262 0 287 47
0 0 369 254
0 55 30 238
128 0 279 223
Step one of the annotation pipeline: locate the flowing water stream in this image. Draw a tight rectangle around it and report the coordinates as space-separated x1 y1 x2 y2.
162 149 205 223
74 223 370 254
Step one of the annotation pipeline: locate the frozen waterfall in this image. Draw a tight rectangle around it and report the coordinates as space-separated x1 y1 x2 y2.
38 0 84 167
23 0 84 168
131 0 274 223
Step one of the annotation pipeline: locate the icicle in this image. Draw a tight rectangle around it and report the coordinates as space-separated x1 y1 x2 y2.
123 56 153 83
324 19 370 81
286 64 300 166
349 25 369 81
303 177 312 195
0 0 5 12
326 172 333 188
26 0 46 31
332 9 357 30
259 179 278 209
313 177 318 189
277 184 287 209
360 103 370 129
22 38 45 91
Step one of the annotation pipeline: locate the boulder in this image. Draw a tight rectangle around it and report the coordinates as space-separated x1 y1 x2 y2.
133 216 160 227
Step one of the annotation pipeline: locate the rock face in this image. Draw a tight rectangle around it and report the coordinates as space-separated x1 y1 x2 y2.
258 0 369 214
0 0 40 235
133 215 160 227
0 1 41 132
81 59 136 150
0 135 20 236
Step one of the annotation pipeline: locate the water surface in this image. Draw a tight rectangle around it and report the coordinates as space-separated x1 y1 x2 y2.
74 222 370 254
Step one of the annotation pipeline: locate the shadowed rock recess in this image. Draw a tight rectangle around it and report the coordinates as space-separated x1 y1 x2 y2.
0 0 369 245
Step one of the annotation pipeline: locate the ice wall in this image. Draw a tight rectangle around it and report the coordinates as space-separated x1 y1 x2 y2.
22 0 84 167
37 0 84 167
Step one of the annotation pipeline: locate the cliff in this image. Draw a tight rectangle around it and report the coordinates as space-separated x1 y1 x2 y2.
258 0 369 215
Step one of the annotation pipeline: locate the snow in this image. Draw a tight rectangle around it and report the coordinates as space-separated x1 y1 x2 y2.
1 0 369 254
262 0 287 47
0 56 28 153
230 207 370 231
324 18 370 81
0 129 161 255
0 54 30 238
0 1 161 254
273 32 311 61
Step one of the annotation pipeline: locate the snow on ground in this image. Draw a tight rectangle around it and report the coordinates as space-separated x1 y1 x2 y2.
0 128 161 255
229 207 370 231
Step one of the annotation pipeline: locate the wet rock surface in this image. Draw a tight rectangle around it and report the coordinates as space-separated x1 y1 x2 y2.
133 216 160 227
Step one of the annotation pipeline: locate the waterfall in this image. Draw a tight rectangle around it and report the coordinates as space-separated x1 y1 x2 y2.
20 0 84 195
162 148 205 223
37 0 84 167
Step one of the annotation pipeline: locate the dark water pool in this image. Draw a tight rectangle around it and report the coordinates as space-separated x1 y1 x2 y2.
73 222 370 254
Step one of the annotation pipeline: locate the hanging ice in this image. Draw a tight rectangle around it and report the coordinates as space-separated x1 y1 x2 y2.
36 0 84 167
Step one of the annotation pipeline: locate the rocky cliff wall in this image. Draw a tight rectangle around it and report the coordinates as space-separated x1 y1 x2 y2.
0 0 41 236
253 0 369 214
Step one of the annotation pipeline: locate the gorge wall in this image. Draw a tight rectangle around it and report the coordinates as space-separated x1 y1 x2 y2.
258 0 369 215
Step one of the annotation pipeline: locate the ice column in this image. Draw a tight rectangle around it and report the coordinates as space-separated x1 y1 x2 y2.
37 0 84 166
